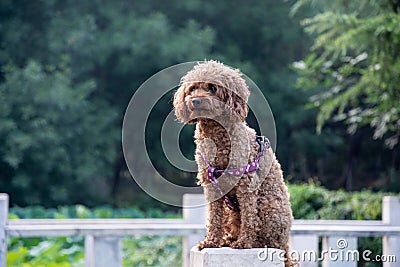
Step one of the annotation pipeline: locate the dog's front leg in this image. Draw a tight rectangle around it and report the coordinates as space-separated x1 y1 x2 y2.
198 187 224 250
230 186 261 249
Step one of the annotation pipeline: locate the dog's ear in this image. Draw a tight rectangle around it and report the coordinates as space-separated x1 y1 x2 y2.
173 85 187 123
226 90 248 122
233 94 249 121
233 94 248 121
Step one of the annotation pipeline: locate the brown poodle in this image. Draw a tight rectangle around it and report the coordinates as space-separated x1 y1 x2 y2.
173 60 296 267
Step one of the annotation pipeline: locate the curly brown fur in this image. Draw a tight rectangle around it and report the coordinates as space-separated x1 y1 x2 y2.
173 60 297 267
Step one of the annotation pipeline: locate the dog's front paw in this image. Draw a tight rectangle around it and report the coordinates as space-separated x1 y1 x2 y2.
197 240 221 250
220 233 237 247
230 239 253 249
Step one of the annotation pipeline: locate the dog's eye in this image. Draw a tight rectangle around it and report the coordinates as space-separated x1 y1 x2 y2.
208 84 217 93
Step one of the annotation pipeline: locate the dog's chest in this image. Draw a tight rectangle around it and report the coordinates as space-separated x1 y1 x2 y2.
197 134 259 171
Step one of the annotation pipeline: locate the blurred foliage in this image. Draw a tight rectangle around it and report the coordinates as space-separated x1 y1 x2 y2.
8 236 182 267
0 60 118 206
289 182 390 220
7 237 84 267
292 0 400 148
123 236 182 267
0 0 399 207
0 0 215 206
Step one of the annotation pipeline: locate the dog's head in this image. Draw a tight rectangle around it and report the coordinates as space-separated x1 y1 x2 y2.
173 60 250 124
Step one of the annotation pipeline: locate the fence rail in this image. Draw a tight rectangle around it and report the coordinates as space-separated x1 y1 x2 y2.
1 193 399 267
5 219 400 237
6 219 205 237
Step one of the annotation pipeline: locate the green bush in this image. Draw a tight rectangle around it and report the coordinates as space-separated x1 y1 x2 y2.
288 182 389 220
123 236 182 267
289 182 329 219
7 237 84 267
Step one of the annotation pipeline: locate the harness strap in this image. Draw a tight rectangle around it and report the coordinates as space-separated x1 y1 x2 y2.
200 135 270 211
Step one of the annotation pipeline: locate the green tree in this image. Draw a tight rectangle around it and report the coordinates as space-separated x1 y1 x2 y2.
0 61 118 206
0 0 216 206
292 0 400 148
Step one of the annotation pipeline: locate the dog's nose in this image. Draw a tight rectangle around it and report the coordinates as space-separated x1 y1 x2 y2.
191 98 202 107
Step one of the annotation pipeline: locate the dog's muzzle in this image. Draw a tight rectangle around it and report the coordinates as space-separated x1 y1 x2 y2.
191 97 202 107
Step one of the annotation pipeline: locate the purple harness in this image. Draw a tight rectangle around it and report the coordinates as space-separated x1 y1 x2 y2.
199 135 270 211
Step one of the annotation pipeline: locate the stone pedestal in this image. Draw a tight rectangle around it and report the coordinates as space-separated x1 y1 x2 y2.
190 247 285 267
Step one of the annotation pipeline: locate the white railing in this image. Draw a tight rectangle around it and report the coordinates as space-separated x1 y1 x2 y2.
0 193 399 267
